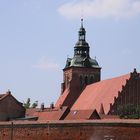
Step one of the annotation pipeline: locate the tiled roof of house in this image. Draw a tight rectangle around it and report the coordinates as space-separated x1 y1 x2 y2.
26 106 69 121
65 109 100 120
72 74 130 114
55 89 69 107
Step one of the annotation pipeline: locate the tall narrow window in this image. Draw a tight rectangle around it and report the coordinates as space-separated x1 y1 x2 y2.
85 76 88 84
80 76 83 86
90 76 94 83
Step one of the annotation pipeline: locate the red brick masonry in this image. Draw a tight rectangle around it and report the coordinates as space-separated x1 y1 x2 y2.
0 119 140 140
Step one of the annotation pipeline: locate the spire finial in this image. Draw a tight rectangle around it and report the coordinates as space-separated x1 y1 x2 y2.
81 18 83 28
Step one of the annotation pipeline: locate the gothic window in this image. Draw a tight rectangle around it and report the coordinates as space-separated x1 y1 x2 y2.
68 61 71 66
85 76 88 84
90 76 94 83
80 76 83 85
66 76 70 87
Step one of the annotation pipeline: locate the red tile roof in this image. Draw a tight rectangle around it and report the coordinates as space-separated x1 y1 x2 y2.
26 106 69 121
65 109 100 120
72 74 130 114
37 107 69 121
26 108 38 116
55 89 69 107
99 103 105 115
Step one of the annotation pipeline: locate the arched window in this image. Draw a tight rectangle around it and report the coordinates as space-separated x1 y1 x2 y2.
90 76 94 83
79 76 83 85
85 76 88 84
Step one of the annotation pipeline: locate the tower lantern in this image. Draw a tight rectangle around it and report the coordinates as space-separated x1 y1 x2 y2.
79 19 86 41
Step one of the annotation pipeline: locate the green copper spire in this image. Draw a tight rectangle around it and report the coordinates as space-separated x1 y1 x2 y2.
74 19 89 58
65 19 100 69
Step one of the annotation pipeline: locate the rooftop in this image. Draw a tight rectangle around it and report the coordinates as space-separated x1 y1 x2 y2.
72 74 130 114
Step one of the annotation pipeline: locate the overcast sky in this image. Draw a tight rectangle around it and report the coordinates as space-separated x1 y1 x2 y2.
0 0 140 106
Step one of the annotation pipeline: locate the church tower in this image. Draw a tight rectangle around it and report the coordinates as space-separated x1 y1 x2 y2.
56 19 101 108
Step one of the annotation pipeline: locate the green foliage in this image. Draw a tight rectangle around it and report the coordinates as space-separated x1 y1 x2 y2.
23 98 31 109
118 104 140 119
23 98 38 109
31 101 38 108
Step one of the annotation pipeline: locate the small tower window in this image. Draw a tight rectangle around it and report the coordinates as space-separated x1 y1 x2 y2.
85 76 88 84
68 61 71 66
90 76 94 83
80 76 83 85
79 34 85 40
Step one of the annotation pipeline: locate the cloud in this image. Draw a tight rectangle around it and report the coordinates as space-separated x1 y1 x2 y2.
58 0 140 19
33 56 60 70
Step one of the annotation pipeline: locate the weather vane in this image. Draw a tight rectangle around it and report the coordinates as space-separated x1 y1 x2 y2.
81 7 84 26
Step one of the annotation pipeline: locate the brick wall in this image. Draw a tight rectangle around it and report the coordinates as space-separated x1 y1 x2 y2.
0 120 140 140
61 67 101 108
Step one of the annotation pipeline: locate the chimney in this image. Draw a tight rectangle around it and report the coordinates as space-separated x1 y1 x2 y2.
6 89 11 95
41 103 44 111
50 102 54 109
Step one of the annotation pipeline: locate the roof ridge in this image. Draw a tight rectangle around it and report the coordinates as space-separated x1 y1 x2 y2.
103 73 130 80
87 73 130 87
0 92 11 101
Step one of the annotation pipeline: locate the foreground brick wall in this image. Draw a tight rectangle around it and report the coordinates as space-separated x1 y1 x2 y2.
0 120 140 140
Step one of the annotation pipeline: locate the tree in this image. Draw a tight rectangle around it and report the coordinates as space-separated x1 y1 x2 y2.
118 104 140 119
31 101 38 108
23 98 38 109
23 98 31 109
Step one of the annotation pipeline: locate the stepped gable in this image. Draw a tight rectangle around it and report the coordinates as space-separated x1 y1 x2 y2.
71 74 130 114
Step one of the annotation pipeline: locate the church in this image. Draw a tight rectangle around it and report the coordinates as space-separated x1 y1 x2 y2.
27 19 140 121
0 20 140 140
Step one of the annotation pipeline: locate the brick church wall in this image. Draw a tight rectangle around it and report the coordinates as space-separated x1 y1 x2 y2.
109 70 140 115
0 121 140 140
61 67 101 108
